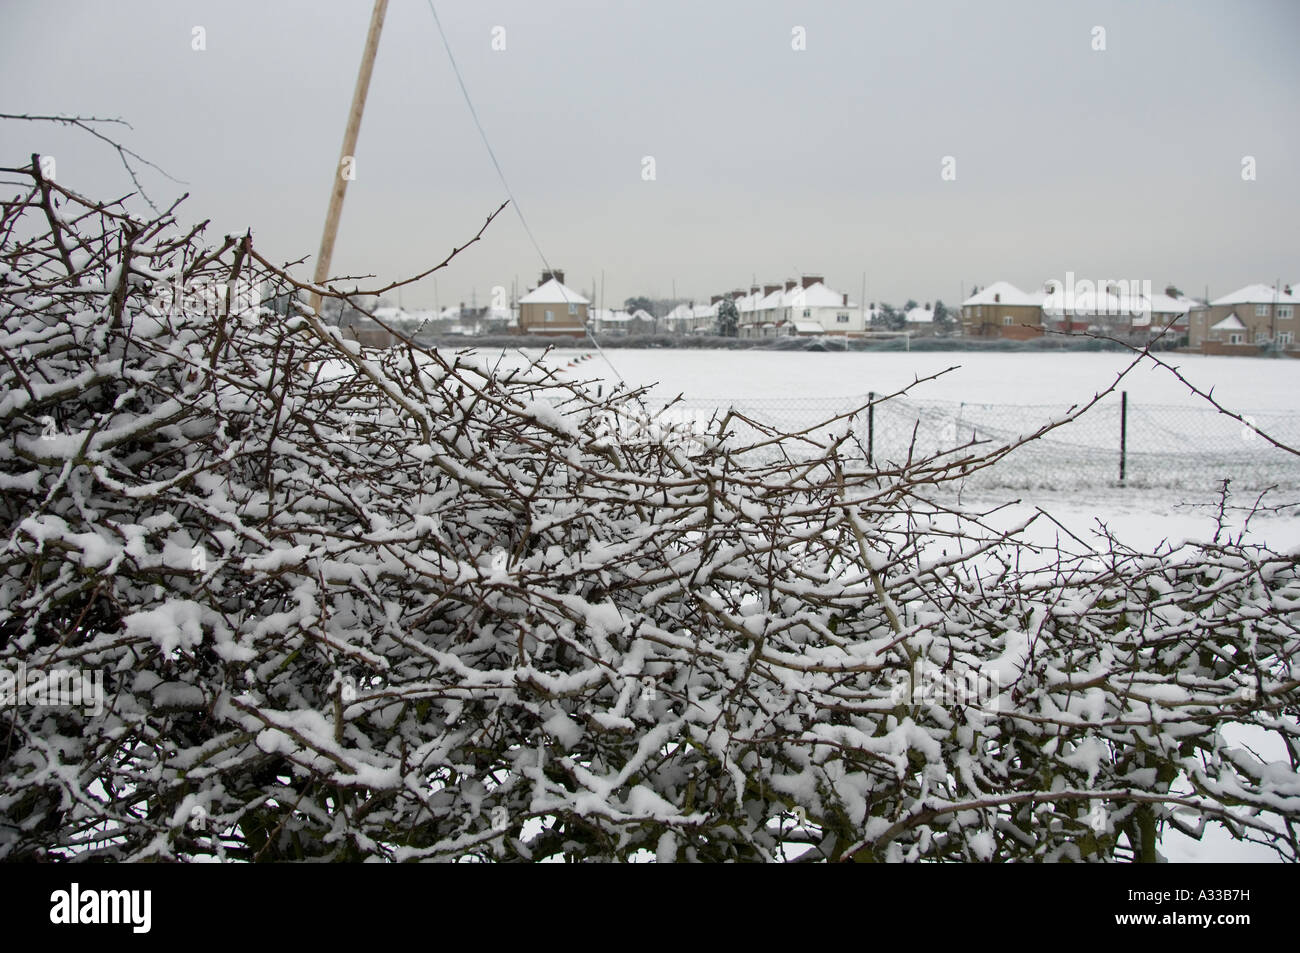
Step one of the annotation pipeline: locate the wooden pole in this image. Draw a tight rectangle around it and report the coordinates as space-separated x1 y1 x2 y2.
310 0 389 314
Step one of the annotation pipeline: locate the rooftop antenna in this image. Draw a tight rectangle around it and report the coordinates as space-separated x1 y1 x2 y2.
310 0 389 314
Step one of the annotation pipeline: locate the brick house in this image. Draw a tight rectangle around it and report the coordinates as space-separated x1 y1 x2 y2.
960 282 1045 339
1189 284 1299 354
518 270 589 336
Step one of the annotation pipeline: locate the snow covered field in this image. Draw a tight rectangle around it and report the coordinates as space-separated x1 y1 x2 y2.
521 348 1296 408
476 345 1300 504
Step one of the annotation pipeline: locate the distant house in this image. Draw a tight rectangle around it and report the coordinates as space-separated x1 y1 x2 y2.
960 282 1046 339
372 306 435 336
735 287 766 336
905 303 935 335
740 283 788 338
737 276 857 337
1189 284 1299 354
1040 285 1196 345
664 301 717 334
789 280 857 332
518 270 588 336
590 307 653 336
629 308 655 332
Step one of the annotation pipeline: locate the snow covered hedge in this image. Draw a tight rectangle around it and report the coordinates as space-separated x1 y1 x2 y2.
2 160 1298 862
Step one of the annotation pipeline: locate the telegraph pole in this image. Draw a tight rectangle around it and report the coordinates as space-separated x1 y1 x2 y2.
310 0 389 314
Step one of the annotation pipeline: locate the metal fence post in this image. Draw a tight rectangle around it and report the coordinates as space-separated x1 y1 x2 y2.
1119 390 1127 485
867 391 875 466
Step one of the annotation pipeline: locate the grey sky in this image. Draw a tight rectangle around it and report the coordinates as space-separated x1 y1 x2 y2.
2 0 1297 311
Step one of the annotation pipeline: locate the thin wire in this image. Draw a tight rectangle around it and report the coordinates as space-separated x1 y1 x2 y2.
424 0 628 390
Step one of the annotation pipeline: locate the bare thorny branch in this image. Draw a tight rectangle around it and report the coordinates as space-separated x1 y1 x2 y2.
0 112 186 213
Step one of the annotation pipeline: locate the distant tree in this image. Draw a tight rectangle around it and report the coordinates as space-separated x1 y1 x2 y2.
933 300 956 336
716 298 739 337
624 296 654 316
873 303 902 331
1164 285 1183 299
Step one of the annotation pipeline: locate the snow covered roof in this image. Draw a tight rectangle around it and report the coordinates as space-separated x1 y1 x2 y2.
664 303 717 321
793 321 824 334
905 305 934 324
1210 284 1300 306
519 278 589 305
789 282 852 309
961 281 1042 308
1147 293 1196 315
1210 313 1247 331
373 306 436 324
630 308 654 322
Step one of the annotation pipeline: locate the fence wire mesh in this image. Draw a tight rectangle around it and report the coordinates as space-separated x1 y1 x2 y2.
660 394 1300 491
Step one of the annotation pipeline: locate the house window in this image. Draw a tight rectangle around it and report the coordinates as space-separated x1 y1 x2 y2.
568 303 577 315
1256 331 1269 344
1256 304 1269 317
1229 333 1243 344
1279 331 1294 346
975 306 982 318
1280 306 1293 319
836 313 849 323
803 309 811 318
545 309 554 322
1003 315 1013 326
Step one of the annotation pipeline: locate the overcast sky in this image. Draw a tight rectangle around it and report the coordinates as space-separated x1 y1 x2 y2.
2 0 1297 311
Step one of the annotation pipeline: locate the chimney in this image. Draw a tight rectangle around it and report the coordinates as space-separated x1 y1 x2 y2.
994 293 1001 303
801 275 823 289
710 294 724 305
731 288 745 299
750 285 760 296
540 269 564 286
764 284 782 296
842 292 848 306
784 280 797 292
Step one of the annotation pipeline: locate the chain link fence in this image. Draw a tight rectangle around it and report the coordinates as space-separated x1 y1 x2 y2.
657 393 1300 491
